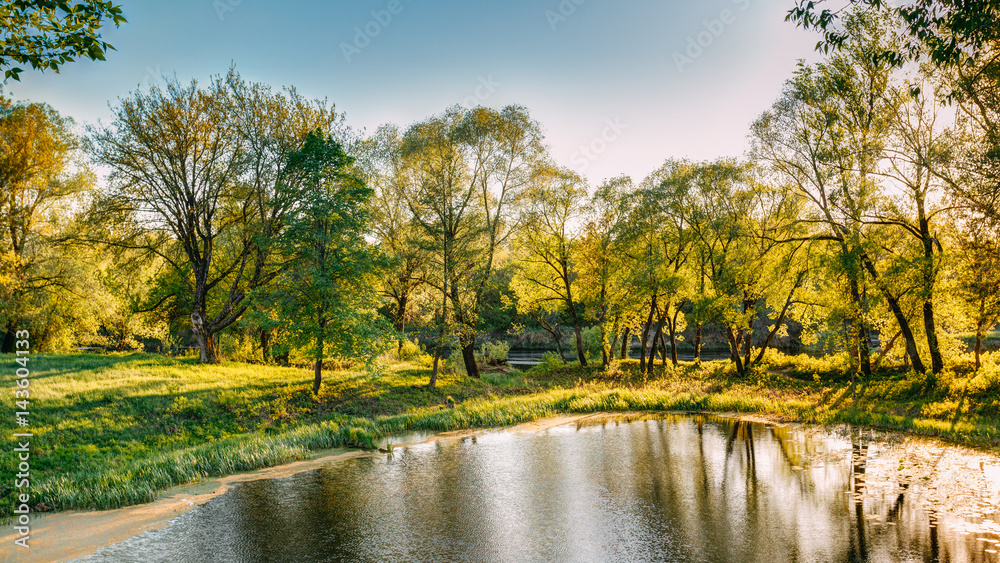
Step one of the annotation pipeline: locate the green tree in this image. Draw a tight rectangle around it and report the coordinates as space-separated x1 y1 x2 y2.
88 69 340 363
578 175 633 367
260 131 389 394
357 124 429 355
788 0 999 68
1 1 126 82
397 105 544 386
685 160 810 377
752 12 927 374
511 165 589 365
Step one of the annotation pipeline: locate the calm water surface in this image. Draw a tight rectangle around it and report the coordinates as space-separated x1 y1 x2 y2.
77 415 1000 562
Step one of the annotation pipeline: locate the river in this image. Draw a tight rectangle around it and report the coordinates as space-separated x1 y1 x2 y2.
75 414 1000 562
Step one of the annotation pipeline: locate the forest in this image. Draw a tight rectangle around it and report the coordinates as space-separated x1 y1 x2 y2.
1 7 999 398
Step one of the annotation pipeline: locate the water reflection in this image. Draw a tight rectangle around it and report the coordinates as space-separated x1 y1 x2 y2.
77 415 1000 562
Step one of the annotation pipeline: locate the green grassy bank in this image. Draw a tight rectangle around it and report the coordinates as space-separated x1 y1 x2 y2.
2 349 999 520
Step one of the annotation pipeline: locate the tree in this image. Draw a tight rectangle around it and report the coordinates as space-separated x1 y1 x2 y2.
259 131 389 394
950 211 1000 370
877 87 953 373
578 175 633 367
397 105 544 386
511 165 589 365
0 97 92 352
357 124 429 355
1 1 126 82
751 11 931 374
685 160 810 377
88 69 340 363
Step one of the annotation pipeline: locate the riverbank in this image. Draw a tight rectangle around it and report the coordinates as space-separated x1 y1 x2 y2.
1 351 998 523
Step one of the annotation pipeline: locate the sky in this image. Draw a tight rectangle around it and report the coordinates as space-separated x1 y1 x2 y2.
5 0 823 185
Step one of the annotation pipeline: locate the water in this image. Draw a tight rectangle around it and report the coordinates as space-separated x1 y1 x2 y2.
506 347 733 368
77 415 1000 562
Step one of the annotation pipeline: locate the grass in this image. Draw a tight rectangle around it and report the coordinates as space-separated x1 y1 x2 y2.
1 348 999 520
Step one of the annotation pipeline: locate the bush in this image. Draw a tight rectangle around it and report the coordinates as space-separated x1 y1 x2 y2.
446 348 465 374
216 332 263 363
394 338 428 362
581 326 603 361
476 340 510 366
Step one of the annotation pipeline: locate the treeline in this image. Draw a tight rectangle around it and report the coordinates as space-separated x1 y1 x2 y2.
1 10 998 390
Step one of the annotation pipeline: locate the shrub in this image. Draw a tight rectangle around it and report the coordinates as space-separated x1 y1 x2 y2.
476 340 510 366
581 326 603 361
395 338 427 362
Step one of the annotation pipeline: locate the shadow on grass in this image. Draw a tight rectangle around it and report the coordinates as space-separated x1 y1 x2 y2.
0 353 175 380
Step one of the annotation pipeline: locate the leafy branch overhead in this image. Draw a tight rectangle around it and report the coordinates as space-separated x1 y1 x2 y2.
787 0 1000 66
0 0 126 82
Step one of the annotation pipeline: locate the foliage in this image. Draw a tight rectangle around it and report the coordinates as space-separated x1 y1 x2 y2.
256 130 392 393
0 98 96 351
787 0 1000 68
0 1 126 82
88 68 342 363
475 340 510 366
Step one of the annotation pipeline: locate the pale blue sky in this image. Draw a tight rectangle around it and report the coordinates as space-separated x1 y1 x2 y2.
6 0 820 184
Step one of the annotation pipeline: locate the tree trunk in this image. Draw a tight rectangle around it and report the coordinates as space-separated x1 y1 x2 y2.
191 310 219 363
858 323 872 377
727 327 746 376
668 307 681 367
693 323 702 363
923 300 944 374
917 200 944 374
620 327 631 360
639 296 657 373
461 339 480 379
649 304 667 374
975 321 984 371
848 276 872 377
2 321 17 353
572 324 587 366
742 301 754 372
599 288 611 368
429 348 440 389
861 258 925 374
313 359 323 395
872 329 901 372
260 328 271 364
603 323 618 369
